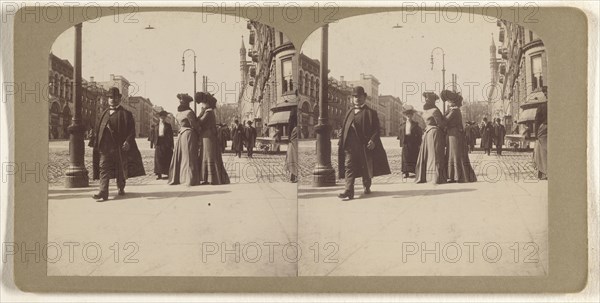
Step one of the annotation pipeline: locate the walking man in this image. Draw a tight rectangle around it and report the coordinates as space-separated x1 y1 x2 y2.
493 118 506 155
89 87 145 201
231 119 245 158
337 86 390 200
245 120 257 158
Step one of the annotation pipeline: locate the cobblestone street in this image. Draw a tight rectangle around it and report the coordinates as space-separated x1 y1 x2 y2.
48 138 290 187
298 137 538 185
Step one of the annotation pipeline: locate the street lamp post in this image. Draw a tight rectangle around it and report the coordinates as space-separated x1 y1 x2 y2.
430 47 446 112
182 49 197 113
312 24 336 187
65 23 89 188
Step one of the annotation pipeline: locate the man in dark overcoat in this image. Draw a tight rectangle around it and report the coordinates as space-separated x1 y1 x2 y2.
480 117 494 155
151 111 174 179
337 86 391 200
89 87 145 201
493 118 506 155
231 119 245 158
244 120 257 158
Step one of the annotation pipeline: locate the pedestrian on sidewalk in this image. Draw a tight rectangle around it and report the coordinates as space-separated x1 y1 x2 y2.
415 91 447 184
151 111 174 180
89 87 145 201
533 88 548 180
493 118 506 155
286 106 299 183
399 104 422 178
216 123 229 153
231 119 245 158
168 93 201 186
148 125 155 149
244 120 257 158
196 92 230 185
337 86 391 200
480 117 494 155
442 90 477 183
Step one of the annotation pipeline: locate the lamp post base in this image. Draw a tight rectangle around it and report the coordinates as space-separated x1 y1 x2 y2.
312 166 336 187
65 166 89 188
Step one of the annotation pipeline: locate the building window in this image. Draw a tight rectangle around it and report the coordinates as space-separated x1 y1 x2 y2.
281 58 293 93
279 32 284 45
315 79 319 101
529 30 534 42
531 54 543 91
53 74 59 96
298 72 303 94
304 73 309 95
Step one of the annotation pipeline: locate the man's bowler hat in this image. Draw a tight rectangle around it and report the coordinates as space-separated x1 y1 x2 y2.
108 87 121 99
352 86 367 97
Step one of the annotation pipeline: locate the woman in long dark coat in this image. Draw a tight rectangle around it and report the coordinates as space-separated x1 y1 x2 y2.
196 92 230 185
400 105 423 178
415 92 447 184
168 94 201 186
442 90 477 183
152 111 174 180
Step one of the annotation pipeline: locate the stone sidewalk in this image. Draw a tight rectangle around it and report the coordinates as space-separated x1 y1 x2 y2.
297 137 547 276
48 152 297 277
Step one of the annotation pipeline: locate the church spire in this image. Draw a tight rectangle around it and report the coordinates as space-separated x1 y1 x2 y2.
240 35 246 56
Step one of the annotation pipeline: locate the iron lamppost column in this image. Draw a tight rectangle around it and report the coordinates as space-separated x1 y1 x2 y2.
65 23 89 188
312 24 336 187
430 46 446 112
182 49 197 113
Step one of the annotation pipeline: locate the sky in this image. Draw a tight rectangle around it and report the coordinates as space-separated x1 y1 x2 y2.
301 11 502 109
51 11 248 114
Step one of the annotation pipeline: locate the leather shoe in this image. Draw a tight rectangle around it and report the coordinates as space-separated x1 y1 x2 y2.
118 188 125 196
364 187 371 194
93 193 108 202
337 191 354 200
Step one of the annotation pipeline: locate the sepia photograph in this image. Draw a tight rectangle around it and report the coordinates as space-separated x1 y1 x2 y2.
297 11 548 276
3 1 595 296
46 11 299 276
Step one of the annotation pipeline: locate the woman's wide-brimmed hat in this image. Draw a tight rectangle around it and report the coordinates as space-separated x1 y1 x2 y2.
195 91 217 107
422 91 439 102
401 104 416 115
441 89 463 106
177 93 193 103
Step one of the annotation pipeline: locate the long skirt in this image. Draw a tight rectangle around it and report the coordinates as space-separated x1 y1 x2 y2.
153 137 173 175
401 137 420 174
168 129 201 186
447 128 477 182
534 124 548 177
415 127 447 184
285 127 299 178
201 136 230 185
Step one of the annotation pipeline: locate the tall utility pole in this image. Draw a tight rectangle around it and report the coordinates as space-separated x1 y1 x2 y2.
312 24 336 187
182 49 197 113
430 47 446 112
65 23 89 188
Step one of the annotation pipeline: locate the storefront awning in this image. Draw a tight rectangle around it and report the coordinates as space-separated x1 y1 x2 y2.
518 108 537 123
268 111 291 126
